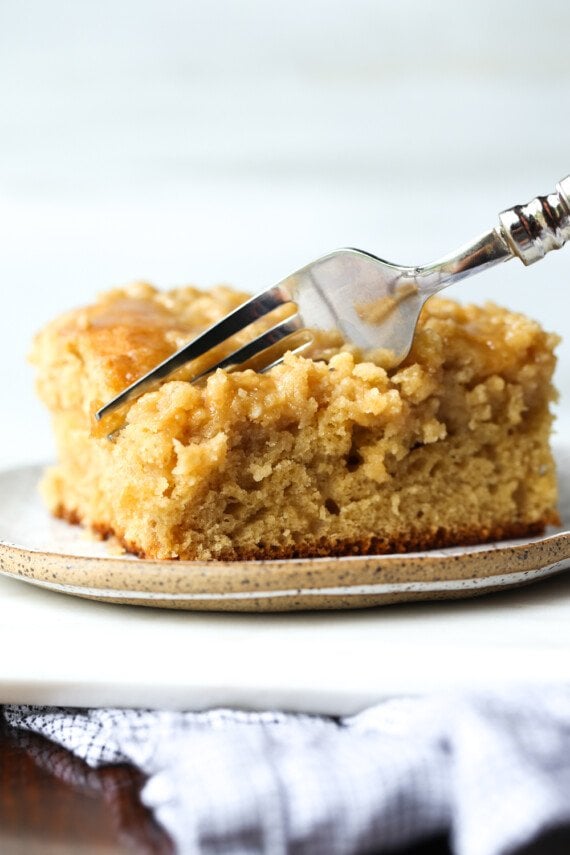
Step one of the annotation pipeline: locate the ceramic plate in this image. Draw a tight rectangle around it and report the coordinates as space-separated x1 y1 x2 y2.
0 447 569 612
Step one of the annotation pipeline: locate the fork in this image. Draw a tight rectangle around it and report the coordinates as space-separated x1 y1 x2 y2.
96 176 570 429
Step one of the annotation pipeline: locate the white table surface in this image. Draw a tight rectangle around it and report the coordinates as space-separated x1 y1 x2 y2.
1 546 570 715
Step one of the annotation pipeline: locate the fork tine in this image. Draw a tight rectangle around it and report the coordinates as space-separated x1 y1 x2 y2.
95 284 290 422
257 334 313 374
190 314 311 384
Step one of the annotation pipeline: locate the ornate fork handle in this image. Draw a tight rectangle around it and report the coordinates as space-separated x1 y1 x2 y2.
500 176 570 263
418 176 570 293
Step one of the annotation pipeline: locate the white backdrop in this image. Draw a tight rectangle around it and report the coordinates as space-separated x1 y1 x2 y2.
1 0 569 466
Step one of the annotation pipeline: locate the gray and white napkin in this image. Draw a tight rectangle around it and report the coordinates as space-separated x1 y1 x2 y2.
6 686 570 855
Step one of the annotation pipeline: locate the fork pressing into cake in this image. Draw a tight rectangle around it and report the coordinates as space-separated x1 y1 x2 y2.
96 176 570 429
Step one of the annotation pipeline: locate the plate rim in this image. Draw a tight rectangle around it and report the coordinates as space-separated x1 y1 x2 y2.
2 556 569 601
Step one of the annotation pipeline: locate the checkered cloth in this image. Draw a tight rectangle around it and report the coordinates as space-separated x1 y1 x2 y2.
5 687 570 855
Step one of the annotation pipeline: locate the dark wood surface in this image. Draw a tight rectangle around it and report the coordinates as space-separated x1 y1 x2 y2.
0 717 173 854
1 716 569 855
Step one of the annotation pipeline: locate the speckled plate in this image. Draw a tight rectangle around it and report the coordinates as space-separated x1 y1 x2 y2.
0 448 569 611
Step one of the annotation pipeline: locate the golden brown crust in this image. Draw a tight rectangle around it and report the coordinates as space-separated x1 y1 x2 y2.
53 502 558 561
30 284 255 411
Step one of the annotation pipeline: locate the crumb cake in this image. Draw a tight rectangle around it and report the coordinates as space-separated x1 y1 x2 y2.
31 283 560 560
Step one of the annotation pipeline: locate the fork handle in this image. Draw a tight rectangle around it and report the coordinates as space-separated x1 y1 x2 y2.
420 176 570 292
499 176 570 265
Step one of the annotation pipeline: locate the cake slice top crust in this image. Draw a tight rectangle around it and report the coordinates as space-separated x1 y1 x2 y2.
31 283 253 413
31 281 558 425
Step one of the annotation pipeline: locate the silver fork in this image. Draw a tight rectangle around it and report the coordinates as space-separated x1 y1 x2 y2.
97 176 570 429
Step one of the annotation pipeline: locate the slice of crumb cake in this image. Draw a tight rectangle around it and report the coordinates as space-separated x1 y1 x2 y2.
30 283 559 560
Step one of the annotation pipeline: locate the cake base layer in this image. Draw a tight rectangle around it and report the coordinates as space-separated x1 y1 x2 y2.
54 502 551 560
